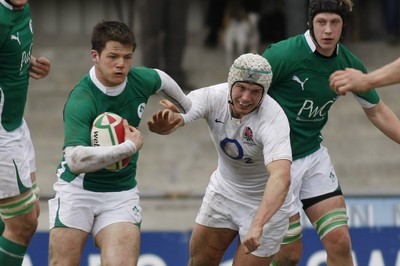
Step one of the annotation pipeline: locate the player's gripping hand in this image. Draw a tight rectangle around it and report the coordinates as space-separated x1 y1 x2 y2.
123 120 144 151
30 56 51 79
329 68 369 95
148 109 184 135
242 226 262 254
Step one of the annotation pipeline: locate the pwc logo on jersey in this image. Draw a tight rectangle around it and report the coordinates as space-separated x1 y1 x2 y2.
291 75 338 122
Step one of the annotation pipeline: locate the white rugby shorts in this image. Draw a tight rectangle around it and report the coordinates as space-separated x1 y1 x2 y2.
195 172 292 257
48 181 142 237
291 145 340 211
0 120 35 199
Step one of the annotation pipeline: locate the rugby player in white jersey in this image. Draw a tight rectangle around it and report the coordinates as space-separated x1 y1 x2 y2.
148 53 295 266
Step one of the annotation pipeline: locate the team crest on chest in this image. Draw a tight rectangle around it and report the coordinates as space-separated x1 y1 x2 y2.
243 127 255 146
137 103 145 118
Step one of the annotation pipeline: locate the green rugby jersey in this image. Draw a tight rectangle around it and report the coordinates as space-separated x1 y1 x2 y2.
263 31 380 160
58 66 161 192
0 2 32 131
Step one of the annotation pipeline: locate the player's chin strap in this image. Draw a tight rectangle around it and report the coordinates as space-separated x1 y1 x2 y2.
313 208 349 239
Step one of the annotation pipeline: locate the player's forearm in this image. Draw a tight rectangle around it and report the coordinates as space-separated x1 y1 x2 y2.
65 141 136 173
251 173 290 228
367 58 400 88
156 69 192 113
364 101 400 144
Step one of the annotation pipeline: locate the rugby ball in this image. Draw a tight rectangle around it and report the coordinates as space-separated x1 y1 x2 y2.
90 112 130 171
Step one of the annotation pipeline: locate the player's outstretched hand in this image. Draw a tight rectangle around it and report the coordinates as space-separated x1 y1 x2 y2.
123 120 144 151
147 109 183 135
329 68 369 95
30 56 51 79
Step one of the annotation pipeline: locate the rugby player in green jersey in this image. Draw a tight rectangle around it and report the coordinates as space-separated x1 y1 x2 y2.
0 0 50 265
262 0 400 265
48 20 191 265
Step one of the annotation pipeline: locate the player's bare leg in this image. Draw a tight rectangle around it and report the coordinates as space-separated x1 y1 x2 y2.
271 213 303 266
305 196 354 266
30 172 40 218
189 224 237 266
233 243 274 266
95 222 141 266
0 190 38 264
49 227 88 266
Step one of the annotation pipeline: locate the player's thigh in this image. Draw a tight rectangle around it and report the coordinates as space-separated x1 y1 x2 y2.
233 244 273 266
190 224 238 261
49 227 88 265
305 195 346 223
305 195 351 249
1 191 38 245
95 222 141 266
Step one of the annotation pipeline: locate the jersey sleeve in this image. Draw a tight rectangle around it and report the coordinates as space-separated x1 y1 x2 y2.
262 43 297 87
155 69 192 113
63 83 98 148
259 98 292 165
181 87 213 124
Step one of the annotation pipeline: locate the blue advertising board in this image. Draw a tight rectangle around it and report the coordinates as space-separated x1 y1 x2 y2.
23 227 400 266
22 196 400 266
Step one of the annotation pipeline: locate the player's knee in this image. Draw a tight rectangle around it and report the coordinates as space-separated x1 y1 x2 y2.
272 242 302 266
189 249 222 266
272 217 303 265
326 229 352 257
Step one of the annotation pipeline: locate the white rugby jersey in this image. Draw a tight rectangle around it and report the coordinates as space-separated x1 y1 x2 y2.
182 83 292 199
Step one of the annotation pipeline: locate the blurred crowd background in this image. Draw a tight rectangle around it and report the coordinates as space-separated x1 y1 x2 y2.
25 0 400 231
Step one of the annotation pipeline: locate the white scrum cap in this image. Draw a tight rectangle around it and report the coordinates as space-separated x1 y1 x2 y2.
227 53 273 94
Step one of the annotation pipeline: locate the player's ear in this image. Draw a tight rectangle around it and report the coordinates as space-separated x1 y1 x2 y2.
91 50 99 63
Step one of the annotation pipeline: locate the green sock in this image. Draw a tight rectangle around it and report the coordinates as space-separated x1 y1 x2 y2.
0 219 4 235
0 236 27 266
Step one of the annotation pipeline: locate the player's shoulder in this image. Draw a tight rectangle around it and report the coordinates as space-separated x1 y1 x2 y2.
264 34 305 54
127 66 160 85
258 95 286 118
191 83 228 102
337 44 366 70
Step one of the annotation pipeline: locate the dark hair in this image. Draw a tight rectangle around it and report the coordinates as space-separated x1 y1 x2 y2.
91 20 137 54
